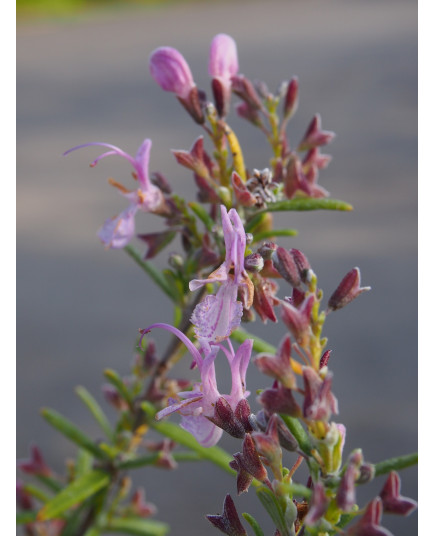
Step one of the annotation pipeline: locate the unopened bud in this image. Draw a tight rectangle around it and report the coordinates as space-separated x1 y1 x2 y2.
298 114 335 152
168 253 184 269
207 494 248 536
258 385 301 417
328 267 371 311
272 247 301 288
149 47 195 100
257 241 277 260
244 253 264 273
217 186 232 207
289 248 311 283
209 397 245 439
379 471 418 516
283 76 299 120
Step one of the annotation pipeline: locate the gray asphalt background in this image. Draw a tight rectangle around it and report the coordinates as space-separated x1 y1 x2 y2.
17 1 417 534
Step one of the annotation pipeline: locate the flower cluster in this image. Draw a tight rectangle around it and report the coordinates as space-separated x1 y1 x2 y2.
18 32 416 536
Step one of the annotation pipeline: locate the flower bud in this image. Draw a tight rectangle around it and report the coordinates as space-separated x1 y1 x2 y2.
347 497 393 536
207 494 248 536
231 434 269 491
131 488 157 518
304 481 329 526
209 397 245 439
272 247 301 288
258 384 301 417
231 171 257 207
356 462 375 484
379 471 417 516
236 101 262 126
336 449 363 512
16 481 33 510
298 114 335 152
252 415 282 481
289 248 311 283
209 34 239 118
280 295 314 347
254 335 296 389
231 75 263 110
17 444 51 477
257 241 277 261
209 33 239 80
149 46 195 100
244 253 264 273
303 368 338 422
328 267 371 311
283 76 299 120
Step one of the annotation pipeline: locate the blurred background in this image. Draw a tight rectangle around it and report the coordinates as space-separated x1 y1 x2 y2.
17 0 417 534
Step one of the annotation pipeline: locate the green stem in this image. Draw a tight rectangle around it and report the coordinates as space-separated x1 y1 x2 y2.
279 415 313 458
374 452 418 476
231 327 277 354
124 245 176 303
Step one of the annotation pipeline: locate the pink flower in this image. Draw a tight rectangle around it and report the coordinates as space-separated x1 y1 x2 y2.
209 34 239 80
149 47 204 124
189 206 254 349
209 34 239 117
143 323 252 447
149 47 195 99
64 138 166 248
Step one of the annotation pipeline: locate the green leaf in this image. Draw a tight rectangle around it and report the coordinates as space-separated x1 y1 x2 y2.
374 452 418 476
35 474 63 493
103 516 169 536
41 408 109 460
256 486 290 536
148 418 235 477
37 470 110 521
124 245 178 303
104 369 133 408
189 201 215 232
76 386 113 440
253 229 298 243
231 327 277 354
117 453 160 470
83 529 102 536
16 511 38 524
287 483 312 500
244 212 269 233
61 498 92 536
24 484 51 503
262 198 353 213
242 512 265 536
279 414 313 457
75 449 94 479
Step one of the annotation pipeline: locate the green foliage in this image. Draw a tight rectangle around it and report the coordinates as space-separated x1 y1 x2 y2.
41 408 109 460
242 512 265 536
37 470 110 521
103 516 169 535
